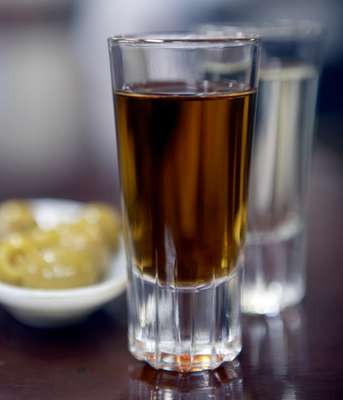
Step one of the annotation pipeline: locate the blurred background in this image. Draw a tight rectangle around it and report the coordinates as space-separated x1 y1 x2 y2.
0 0 342 204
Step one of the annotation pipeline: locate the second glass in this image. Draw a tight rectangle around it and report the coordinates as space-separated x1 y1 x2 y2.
108 33 260 371
201 22 322 314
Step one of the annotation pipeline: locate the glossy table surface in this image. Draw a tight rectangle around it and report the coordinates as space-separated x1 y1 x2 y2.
0 146 342 400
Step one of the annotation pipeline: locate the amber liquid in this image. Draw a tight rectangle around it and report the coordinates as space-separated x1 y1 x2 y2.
115 82 255 286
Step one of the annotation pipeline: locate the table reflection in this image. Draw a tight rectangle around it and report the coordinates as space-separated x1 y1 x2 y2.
242 305 308 399
127 306 307 399
128 360 243 399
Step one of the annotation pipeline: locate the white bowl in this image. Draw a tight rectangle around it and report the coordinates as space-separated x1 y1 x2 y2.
0 199 127 328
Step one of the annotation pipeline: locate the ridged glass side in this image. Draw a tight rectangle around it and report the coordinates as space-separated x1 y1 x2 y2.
127 263 243 372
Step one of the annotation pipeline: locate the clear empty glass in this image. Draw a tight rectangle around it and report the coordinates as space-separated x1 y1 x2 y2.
201 22 322 314
108 33 260 371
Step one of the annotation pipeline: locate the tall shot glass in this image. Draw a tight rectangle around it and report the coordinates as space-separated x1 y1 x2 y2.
108 33 260 371
201 22 322 314
244 23 322 314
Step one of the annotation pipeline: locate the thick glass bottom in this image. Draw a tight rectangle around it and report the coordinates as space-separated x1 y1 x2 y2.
242 218 305 315
127 266 242 372
128 359 243 399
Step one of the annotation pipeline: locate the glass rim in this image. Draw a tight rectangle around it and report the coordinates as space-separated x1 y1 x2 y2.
108 31 260 48
200 20 323 40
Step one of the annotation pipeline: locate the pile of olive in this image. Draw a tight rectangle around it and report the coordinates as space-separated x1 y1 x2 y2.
0 201 120 289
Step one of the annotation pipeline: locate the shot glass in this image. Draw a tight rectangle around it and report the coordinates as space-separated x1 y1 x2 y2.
200 22 322 314
108 33 260 371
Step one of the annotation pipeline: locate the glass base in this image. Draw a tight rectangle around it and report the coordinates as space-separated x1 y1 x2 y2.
127 266 242 372
128 359 243 399
242 218 305 315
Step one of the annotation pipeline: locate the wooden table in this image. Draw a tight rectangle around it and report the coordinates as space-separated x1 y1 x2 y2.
0 146 342 399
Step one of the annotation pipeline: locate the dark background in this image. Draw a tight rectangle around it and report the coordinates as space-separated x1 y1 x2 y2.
0 0 342 203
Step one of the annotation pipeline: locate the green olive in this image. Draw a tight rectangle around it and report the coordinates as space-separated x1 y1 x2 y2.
0 201 36 238
57 222 110 277
0 234 37 285
31 228 60 249
0 201 120 289
22 247 100 289
80 203 121 250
